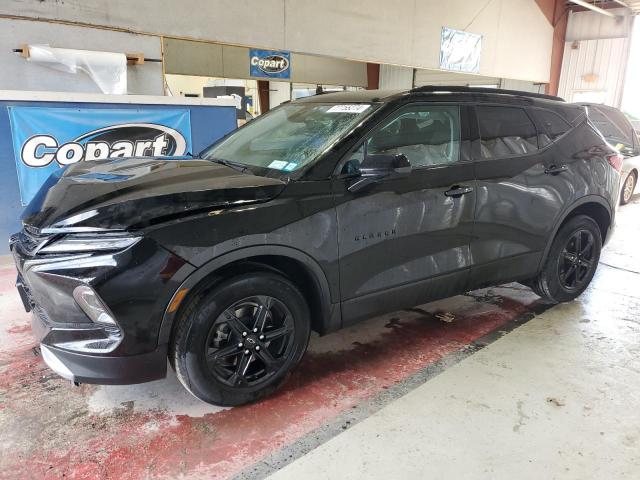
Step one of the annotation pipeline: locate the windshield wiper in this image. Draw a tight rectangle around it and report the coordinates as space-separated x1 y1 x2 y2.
209 158 249 173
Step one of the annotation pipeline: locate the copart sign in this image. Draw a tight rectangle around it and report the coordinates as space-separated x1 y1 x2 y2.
8 107 192 205
249 49 291 79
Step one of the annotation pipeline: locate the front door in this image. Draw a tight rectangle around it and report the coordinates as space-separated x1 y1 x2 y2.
331 103 476 325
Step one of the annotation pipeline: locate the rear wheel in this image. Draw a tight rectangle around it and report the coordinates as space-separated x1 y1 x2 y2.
170 272 311 406
531 215 602 304
621 171 637 205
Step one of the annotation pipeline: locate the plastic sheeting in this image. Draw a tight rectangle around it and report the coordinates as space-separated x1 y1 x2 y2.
439 27 482 74
25 45 127 94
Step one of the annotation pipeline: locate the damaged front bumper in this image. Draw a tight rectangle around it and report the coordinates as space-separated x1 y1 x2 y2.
10 228 186 385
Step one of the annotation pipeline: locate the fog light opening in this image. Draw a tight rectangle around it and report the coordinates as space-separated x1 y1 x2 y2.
72 284 119 327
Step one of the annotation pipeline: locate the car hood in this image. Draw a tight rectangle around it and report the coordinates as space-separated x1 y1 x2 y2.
21 157 287 231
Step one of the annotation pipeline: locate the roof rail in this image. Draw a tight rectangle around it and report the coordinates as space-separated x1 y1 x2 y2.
409 85 564 102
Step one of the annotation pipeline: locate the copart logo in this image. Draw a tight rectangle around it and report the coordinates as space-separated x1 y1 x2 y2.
21 123 187 167
250 54 290 75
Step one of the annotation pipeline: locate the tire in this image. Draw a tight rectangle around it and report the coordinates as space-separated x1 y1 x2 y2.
620 171 637 205
531 215 602 304
520 279 546 300
170 271 311 406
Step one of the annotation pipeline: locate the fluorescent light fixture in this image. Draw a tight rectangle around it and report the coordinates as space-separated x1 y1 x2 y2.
569 0 616 17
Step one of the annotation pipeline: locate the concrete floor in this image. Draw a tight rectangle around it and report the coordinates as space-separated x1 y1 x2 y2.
0 193 638 479
268 196 640 480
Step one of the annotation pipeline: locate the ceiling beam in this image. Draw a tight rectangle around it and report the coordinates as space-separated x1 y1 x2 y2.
568 0 616 16
611 0 629 7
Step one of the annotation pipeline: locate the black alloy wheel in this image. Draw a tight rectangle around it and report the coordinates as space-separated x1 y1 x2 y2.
557 229 596 292
205 296 294 387
171 271 311 406
530 214 602 304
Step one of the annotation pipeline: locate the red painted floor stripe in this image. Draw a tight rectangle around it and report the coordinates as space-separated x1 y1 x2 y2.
0 264 538 480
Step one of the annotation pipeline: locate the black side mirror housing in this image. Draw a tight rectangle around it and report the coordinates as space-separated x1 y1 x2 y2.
348 153 411 192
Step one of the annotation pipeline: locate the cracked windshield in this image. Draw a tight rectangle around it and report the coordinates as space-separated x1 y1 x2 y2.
201 103 376 172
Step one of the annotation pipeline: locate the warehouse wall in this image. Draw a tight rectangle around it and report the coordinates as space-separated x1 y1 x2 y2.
379 65 414 90
163 39 368 87
558 8 632 107
0 18 163 94
407 69 543 93
0 0 554 83
414 70 500 87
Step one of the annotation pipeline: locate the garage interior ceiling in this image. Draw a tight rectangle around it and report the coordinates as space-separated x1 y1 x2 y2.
570 0 640 14
612 0 640 13
626 1 640 13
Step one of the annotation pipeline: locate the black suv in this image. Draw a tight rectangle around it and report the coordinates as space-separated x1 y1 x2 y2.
11 86 621 405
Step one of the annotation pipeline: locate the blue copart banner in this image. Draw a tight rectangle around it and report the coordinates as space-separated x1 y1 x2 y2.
8 106 192 205
249 49 291 79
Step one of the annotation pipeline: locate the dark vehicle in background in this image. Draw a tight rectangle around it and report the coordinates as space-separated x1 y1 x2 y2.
578 102 640 205
11 86 621 406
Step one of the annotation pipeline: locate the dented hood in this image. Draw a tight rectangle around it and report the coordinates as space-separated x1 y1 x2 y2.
21 157 287 231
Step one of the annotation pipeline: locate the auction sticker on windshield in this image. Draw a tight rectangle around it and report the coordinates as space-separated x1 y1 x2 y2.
327 105 370 114
268 160 289 170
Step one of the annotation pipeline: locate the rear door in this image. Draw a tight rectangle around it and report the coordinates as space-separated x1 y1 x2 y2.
470 104 552 287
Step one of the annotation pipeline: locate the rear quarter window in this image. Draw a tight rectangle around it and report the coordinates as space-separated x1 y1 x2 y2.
531 109 573 147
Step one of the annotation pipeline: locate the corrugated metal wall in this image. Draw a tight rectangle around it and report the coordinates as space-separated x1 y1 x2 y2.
558 37 630 106
558 8 632 107
379 65 414 89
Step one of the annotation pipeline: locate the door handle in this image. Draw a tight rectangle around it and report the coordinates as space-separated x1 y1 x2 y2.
444 185 474 197
544 164 568 175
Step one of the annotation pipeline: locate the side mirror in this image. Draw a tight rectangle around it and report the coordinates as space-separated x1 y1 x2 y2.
348 153 411 192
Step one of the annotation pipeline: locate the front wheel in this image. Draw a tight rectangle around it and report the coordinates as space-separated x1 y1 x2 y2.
170 272 311 406
531 215 602 304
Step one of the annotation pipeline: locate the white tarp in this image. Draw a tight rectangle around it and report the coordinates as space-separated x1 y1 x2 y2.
25 44 127 94
439 27 482 74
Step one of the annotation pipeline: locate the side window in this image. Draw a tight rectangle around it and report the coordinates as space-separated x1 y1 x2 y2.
477 106 538 159
588 107 628 142
590 106 637 151
341 105 461 173
532 109 572 147
367 105 460 168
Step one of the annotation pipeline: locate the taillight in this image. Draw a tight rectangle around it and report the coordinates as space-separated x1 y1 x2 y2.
606 152 624 172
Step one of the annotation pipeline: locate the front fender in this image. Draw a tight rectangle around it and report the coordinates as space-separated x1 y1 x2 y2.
156 244 338 347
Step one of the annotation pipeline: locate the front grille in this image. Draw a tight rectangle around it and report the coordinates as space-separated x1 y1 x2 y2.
12 227 52 256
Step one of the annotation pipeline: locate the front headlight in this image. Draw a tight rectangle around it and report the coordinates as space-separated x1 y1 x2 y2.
39 234 141 254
